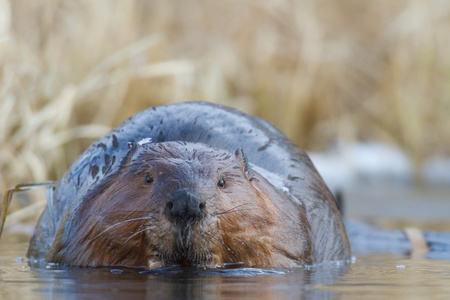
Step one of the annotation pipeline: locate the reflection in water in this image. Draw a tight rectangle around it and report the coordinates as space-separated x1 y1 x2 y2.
1 235 450 299
0 235 346 299
26 259 347 299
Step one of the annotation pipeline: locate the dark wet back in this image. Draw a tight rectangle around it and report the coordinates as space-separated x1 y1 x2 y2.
66 102 314 196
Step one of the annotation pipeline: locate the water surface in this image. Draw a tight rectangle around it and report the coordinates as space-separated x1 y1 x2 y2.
1 233 449 299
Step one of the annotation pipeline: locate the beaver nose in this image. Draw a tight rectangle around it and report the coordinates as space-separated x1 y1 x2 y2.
166 189 206 224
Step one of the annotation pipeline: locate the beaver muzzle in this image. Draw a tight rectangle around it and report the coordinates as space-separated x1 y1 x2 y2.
165 188 206 226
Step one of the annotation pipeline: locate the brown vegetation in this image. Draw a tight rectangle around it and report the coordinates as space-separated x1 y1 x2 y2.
1 0 450 197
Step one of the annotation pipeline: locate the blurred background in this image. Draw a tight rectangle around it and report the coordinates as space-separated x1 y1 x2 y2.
1 0 450 219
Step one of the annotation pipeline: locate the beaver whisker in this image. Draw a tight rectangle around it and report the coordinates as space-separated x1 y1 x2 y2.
91 217 156 242
104 224 151 249
146 223 168 242
143 223 166 251
141 223 157 228
213 208 252 217
106 228 141 249
103 210 159 214
121 226 155 246
211 203 252 217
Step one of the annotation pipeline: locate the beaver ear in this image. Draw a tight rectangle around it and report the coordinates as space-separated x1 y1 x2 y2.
234 148 253 181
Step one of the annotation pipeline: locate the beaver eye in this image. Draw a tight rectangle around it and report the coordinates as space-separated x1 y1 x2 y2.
218 178 226 189
145 174 154 185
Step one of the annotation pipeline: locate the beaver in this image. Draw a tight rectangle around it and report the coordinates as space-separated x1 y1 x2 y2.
27 102 351 268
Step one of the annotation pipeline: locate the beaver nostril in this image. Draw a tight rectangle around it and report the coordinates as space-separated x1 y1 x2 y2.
167 202 174 210
199 202 206 212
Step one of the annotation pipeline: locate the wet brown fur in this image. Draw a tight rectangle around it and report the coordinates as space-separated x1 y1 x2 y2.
49 141 314 268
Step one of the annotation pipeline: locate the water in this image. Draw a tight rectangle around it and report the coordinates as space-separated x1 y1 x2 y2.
1 183 449 299
1 233 450 299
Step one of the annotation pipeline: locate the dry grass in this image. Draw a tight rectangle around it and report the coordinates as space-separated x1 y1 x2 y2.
1 0 450 202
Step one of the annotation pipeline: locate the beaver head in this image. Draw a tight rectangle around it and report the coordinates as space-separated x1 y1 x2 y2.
50 141 314 269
